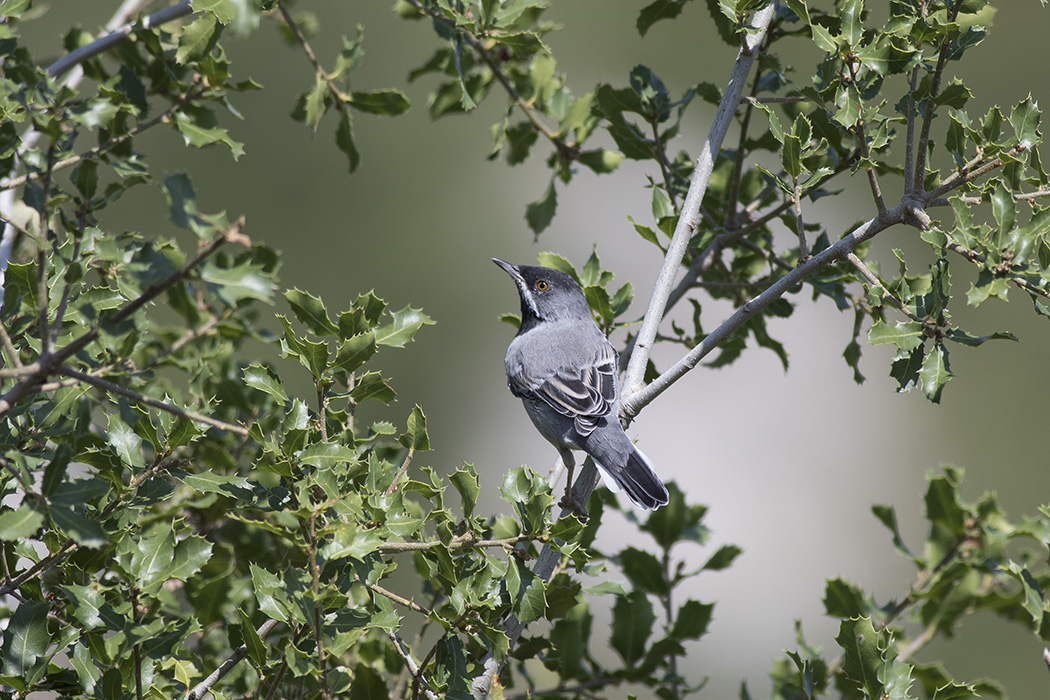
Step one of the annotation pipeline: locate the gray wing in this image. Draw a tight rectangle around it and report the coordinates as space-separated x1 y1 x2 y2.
509 340 617 437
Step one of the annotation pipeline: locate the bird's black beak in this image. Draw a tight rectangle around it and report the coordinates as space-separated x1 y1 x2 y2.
492 258 524 283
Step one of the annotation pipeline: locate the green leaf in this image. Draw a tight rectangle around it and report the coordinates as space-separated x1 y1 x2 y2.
176 13 222 64
178 470 255 499
433 636 471 700
507 558 547 624
619 546 668 596
636 0 689 36
610 590 655 665
70 642 100 693
243 363 288 403
239 609 267 668
836 617 882 700
398 405 430 451
868 320 925 352
298 442 358 469
201 260 276 305
0 502 45 540
670 599 713 640
349 662 390 700
943 329 1017 346
107 414 144 468
173 105 245 159
871 504 917 562
702 543 743 571
525 179 558 234
823 577 866 618
932 682 983 700
163 173 199 233
1004 561 1044 623
347 89 411 116
336 110 361 173
375 306 434 347
351 371 396 404
918 343 952 403
1010 95 1041 150
1 600 50 677
286 288 339 335
333 332 378 372
449 464 480 518
576 148 623 174
641 482 708 548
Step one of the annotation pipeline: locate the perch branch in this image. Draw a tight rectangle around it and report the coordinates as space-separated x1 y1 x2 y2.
621 3 777 397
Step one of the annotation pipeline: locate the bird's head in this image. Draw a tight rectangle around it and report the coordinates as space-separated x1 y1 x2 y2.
492 258 592 328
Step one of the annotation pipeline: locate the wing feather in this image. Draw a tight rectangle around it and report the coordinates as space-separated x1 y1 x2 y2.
509 340 617 437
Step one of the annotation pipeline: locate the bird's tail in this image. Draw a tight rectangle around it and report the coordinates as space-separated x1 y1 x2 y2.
587 433 669 510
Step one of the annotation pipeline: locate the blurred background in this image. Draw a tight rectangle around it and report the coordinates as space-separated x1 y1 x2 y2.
19 1 1050 697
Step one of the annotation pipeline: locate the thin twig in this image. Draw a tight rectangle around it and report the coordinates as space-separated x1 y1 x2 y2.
845 252 924 323
60 366 249 436
384 447 415 496
367 582 432 616
307 513 332 700
0 317 21 367
184 618 281 700
913 2 963 193
944 242 1050 299
792 177 809 261
725 63 763 231
388 633 440 700
378 534 542 554
903 66 919 195
621 3 777 398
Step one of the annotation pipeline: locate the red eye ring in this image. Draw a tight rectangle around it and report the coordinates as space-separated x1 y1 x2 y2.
535 280 550 292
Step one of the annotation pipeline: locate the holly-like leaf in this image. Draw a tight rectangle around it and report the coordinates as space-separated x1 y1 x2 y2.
398 405 430 451
243 363 288 403
1 600 50 678
836 617 882 700
375 306 434 347
610 590 655 665
286 288 339 336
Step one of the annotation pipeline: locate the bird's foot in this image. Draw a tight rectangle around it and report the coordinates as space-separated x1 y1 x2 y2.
559 489 589 521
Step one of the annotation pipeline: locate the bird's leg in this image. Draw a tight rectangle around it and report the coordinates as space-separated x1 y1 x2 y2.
557 449 588 519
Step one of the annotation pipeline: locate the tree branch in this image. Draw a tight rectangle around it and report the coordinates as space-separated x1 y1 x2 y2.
623 197 932 419
184 618 281 700
621 3 777 397
47 1 195 78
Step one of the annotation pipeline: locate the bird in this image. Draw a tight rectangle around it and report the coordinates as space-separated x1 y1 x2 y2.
492 258 669 511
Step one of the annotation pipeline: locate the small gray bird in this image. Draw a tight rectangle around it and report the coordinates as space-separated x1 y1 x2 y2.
493 258 669 510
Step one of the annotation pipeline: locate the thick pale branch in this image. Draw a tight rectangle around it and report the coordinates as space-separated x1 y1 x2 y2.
621 3 776 397
623 201 924 418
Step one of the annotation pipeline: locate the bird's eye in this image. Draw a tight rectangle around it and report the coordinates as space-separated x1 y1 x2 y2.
535 280 550 292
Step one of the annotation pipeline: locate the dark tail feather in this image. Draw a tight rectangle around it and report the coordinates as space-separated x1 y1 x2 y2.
617 444 669 509
588 434 669 510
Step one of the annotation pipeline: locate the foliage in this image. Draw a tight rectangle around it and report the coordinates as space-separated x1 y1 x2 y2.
0 0 1048 699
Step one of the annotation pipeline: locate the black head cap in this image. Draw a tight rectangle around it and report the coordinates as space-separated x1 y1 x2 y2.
492 258 592 329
